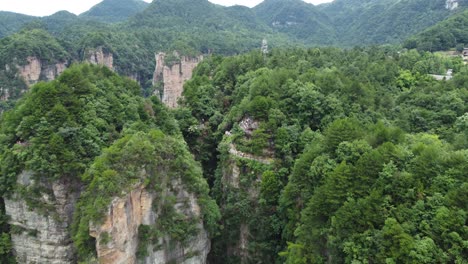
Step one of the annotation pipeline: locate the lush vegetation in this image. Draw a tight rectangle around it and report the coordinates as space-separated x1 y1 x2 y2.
0 0 467 263
405 9 468 51
0 12 35 39
319 0 460 46
73 129 220 260
2 0 468 113
176 47 467 263
254 0 337 45
80 0 149 23
0 64 219 262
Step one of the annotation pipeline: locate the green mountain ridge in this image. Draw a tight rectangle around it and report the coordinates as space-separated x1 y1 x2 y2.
254 0 337 45
0 11 35 38
0 1 467 264
319 0 467 45
1 0 467 47
80 0 150 23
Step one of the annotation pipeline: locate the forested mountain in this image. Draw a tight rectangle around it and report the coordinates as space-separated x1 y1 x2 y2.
253 0 336 45
80 0 149 23
0 12 35 38
319 0 467 45
125 0 290 54
405 9 468 51
177 47 467 264
1 0 467 48
0 1 467 263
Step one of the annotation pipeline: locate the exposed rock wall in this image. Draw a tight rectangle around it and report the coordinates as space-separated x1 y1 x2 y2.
220 117 273 263
152 52 202 108
86 46 114 70
14 47 112 89
446 0 459 10
90 179 210 264
16 56 67 86
4 171 81 264
90 185 152 264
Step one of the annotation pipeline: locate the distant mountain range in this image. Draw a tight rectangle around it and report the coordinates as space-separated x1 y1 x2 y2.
1 0 467 48
1 0 467 108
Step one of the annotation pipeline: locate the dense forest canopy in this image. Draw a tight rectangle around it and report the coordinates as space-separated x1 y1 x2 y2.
80 0 149 23
1 0 468 112
175 47 467 263
0 64 219 262
0 0 466 263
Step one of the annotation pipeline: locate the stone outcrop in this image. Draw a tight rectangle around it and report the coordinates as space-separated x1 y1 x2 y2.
43 63 67 81
4 171 81 264
16 57 67 86
221 117 273 262
90 179 210 264
17 57 41 86
0 87 10 101
446 0 459 10
153 52 202 108
86 46 114 70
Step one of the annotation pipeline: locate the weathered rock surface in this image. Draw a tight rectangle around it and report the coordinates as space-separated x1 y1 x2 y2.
446 0 459 10
221 117 273 262
4 171 81 264
17 57 67 86
86 46 114 70
16 57 67 86
43 62 67 81
17 57 41 86
153 52 202 108
0 87 10 101
90 179 210 264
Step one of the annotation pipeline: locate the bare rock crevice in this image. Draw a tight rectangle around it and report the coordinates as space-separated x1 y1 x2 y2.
4 171 81 264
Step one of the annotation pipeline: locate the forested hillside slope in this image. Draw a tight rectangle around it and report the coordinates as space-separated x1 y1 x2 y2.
0 64 219 263
80 0 149 23
0 1 467 263
176 47 467 263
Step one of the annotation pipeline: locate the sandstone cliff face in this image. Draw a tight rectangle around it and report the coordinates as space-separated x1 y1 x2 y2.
153 52 202 108
90 179 210 264
86 47 114 70
16 57 67 86
5 171 81 264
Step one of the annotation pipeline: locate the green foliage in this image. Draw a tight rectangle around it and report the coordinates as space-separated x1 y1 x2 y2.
0 64 219 261
320 0 457 46
254 0 336 45
80 0 149 23
177 46 468 263
0 11 35 38
72 130 220 260
0 64 144 193
405 9 468 51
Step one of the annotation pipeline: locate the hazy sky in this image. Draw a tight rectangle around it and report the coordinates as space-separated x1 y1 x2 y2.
0 0 333 17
